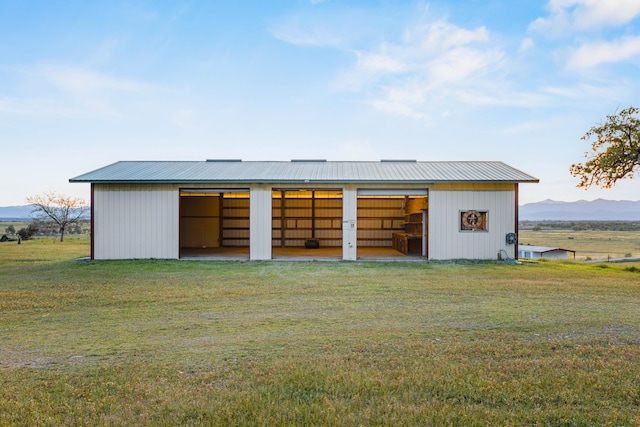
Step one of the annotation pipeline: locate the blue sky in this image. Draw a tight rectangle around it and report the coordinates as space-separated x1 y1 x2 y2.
1 0 639 205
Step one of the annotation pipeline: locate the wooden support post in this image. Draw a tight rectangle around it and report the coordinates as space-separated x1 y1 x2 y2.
280 190 286 247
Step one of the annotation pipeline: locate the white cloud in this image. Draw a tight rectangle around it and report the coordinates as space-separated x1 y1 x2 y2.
531 0 640 33
566 36 640 68
519 38 535 52
0 63 156 118
407 20 489 50
355 51 406 74
270 24 342 47
455 87 549 107
367 79 430 121
528 1 640 77
276 4 634 122
559 0 640 28
339 19 506 120
0 97 70 115
268 8 371 48
429 47 503 85
41 64 148 95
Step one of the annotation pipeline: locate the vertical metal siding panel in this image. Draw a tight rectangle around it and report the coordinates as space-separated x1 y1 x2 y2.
93 184 178 259
123 185 132 258
130 188 139 258
93 186 104 259
110 186 119 259
147 187 158 258
150 189 159 257
454 192 461 258
97 187 107 259
153 189 164 258
342 186 357 260
429 190 515 260
250 187 272 260
126 188 135 258
434 191 444 259
122 186 133 259
144 189 152 257
493 192 503 258
472 191 483 259
151 185 178 259
110 187 119 259
438 191 448 259
132 186 140 258
106 186 117 259
138 187 147 258
166 187 179 259
427 191 437 259
499 190 516 259
127 187 135 258
444 192 452 259
98 184 121 260
93 187 101 259
443 191 452 259
487 192 498 258
114 186 124 259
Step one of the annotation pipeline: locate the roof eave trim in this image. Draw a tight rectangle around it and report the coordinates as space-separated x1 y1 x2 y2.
70 178 540 184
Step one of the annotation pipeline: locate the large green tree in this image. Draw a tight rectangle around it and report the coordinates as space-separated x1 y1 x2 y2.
570 106 640 188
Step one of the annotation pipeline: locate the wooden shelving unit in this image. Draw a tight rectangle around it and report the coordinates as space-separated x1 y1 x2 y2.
221 194 250 246
392 197 427 255
356 197 405 247
272 191 342 247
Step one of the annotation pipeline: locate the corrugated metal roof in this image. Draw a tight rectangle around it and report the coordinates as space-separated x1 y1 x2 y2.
518 245 575 253
69 160 539 184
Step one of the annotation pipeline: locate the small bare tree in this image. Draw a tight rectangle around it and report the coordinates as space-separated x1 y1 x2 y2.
26 192 89 242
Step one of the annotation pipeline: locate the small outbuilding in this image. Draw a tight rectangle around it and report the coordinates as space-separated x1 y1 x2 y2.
70 159 538 261
518 245 576 259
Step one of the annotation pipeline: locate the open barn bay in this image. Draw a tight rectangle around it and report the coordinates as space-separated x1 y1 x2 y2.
1 240 639 425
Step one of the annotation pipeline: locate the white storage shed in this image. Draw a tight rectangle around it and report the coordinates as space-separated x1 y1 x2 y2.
70 160 538 261
518 245 576 259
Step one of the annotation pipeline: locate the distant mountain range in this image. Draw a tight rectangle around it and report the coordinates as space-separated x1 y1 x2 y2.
0 205 34 221
0 205 91 221
520 199 640 221
2 199 640 221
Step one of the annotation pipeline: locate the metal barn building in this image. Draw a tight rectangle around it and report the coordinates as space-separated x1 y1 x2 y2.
70 160 538 261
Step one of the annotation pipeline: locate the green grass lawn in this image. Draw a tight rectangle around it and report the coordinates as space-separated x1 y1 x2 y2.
1 240 639 425
519 229 640 260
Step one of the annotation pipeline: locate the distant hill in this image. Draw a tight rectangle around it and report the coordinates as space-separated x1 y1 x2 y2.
0 205 34 221
1 205 90 221
520 199 640 221
4 200 640 222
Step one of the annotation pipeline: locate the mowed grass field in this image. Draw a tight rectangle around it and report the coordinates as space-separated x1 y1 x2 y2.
1 239 640 426
519 229 640 261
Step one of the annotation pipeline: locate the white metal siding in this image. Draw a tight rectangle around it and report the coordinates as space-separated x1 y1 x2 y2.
428 190 516 260
250 187 272 260
519 250 568 259
94 184 179 259
342 186 357 260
